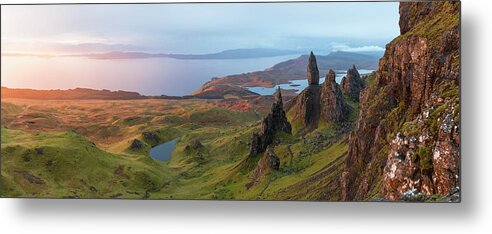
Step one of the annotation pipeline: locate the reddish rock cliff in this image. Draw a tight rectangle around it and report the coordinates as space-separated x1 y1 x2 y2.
341 1 460 201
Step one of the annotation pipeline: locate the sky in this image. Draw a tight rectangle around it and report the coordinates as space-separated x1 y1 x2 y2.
1 2 400 55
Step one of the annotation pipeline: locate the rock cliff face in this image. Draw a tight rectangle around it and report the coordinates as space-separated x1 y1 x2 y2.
321 70 350 123
340 65 365 102
290 54 350 133
249 88 292 156
341 1 460 201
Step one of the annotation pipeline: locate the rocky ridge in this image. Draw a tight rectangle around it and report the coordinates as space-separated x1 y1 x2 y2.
341 1 460 201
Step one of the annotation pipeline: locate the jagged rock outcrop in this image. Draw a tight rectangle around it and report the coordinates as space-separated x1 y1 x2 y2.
307 51 320 85
249 88 292 156
193 140 204 149
184 139 204 151
265 146 281 170
129 139 144 150
246 146 280 188
142 131 161 146
340 65 365 102
321 70 350 123
341 1 460 201
289 54 351 134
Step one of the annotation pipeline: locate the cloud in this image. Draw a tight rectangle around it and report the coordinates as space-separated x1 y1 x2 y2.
330 42 385 52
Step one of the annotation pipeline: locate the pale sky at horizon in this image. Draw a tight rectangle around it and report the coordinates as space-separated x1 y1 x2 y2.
1 2 400 55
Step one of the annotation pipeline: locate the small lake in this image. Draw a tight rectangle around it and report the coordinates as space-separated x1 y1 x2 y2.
149 137 180 162
246 69 374 95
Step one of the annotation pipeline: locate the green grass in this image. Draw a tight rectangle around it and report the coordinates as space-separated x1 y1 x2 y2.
1 97 354 200
418 146 433 171
1 127 171 198
251 137 349 200
122 116 153 126
189 107 257 126
390 2 459 47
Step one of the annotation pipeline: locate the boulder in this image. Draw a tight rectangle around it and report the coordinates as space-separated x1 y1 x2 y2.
142 131 161 145
129 139 144 150
193 140 204 149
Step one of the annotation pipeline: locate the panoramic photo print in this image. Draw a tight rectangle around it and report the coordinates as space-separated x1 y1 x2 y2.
0 1 461 202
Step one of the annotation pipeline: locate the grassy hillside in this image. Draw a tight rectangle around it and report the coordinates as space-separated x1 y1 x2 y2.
1 127 171 198
1 97 352 200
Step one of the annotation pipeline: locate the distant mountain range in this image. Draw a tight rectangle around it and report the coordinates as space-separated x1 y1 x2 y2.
3 48 300 60
71 48 299 60
3 48 383 61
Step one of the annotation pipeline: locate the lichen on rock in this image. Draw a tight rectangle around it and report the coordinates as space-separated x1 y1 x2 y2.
341 1 460 201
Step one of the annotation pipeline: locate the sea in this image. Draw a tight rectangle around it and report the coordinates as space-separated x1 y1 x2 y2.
1 55 300 96
246 69 374 95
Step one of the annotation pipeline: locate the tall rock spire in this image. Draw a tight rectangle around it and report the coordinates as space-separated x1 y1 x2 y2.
274 87 283 107
307 51 320 85
289 51 322 133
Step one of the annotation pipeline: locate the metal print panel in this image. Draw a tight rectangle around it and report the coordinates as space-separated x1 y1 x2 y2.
0 1 461 202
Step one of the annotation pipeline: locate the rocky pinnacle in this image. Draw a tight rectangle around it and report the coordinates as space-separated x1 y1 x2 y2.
307 51 320 85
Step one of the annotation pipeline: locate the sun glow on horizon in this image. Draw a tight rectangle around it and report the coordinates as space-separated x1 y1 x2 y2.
1 2 398 95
